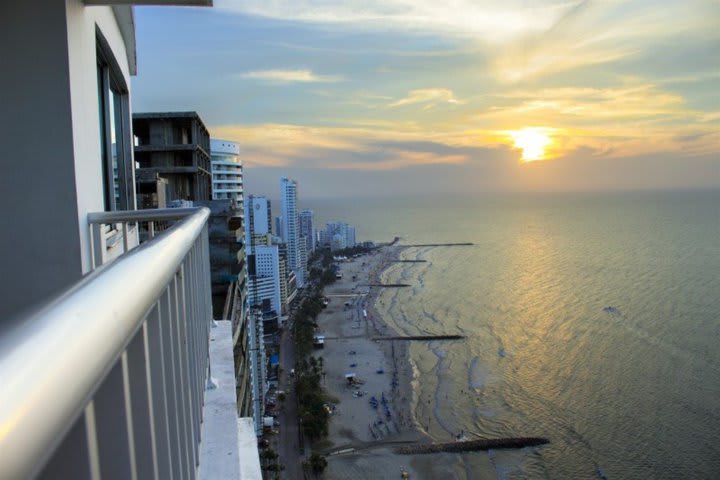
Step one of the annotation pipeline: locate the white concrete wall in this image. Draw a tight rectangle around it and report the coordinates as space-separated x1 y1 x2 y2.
66 1 133 273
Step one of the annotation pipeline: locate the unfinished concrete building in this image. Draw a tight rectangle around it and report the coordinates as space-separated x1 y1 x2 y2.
133 112 212 202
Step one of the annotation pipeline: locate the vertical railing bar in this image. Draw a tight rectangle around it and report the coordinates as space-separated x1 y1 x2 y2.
149 221 155 239
171 275 190 480
140 321 160 480
176 272 192 480
187 248 202 453
163 285 183 480
178 264 198 472
192 244 202 460
194 243 205 451
120 352 138 480
204 226 211 366
149 298 173 480
196 241 204 439
85 402 101 480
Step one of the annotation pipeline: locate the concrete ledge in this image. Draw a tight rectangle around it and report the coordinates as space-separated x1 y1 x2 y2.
198 320 261 479
238 418 262 480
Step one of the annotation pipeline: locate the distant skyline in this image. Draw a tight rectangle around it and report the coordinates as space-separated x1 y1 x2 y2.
132 1 719 197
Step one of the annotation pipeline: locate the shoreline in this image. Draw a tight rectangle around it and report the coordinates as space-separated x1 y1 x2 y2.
314 245 434 479
315 245 496 479
364 246 427 441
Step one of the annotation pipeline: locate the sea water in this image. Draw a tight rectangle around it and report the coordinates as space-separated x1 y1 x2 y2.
306 190 720 479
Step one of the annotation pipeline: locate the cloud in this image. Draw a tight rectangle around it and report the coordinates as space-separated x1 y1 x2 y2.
490 0 720 81
479 84 690 125
238 69 344 83
210 123 478 171
215 0 574 45
389 88 463 108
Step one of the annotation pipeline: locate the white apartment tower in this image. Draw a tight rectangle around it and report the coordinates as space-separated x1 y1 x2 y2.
248 245 282 314
280 177 305 287
244 195 272 252
210 139 243 202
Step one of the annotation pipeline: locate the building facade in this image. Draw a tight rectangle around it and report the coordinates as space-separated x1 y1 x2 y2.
245 195 272 250
1 1 142 318
133 112 212 202
299 209 315 253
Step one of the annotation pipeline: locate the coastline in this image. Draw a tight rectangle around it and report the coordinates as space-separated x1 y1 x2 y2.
365 246 421 440
316 245 497 479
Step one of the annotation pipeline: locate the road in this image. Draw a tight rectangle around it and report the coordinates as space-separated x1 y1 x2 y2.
277 323 303 479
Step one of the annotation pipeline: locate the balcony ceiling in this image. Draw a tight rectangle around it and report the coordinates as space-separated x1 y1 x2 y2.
85 1 212 5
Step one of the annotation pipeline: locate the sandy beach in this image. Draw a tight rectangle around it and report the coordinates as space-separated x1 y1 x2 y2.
311 246 471 479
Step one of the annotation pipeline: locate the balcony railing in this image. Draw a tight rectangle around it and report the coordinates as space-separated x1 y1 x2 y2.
0 207 213 479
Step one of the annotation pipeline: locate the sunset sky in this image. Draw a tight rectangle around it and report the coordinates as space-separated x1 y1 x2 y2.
132 1 719 197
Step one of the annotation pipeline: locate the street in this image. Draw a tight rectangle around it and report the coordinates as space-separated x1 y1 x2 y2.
276 320 303 479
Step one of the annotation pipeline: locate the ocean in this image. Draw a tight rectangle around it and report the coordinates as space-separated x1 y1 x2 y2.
304 190 720 479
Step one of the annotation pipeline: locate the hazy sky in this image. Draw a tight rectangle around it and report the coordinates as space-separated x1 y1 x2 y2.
132 1 719 197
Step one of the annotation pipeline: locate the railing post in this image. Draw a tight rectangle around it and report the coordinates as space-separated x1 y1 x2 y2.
91 222 106 268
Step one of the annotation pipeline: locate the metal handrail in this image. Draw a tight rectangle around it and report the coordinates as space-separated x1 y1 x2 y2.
87 207 202 224
0 207 210 479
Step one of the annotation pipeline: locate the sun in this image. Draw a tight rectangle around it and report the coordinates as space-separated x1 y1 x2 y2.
508 127 554 162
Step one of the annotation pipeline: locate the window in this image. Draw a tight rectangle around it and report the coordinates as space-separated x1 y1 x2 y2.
97 31 133 211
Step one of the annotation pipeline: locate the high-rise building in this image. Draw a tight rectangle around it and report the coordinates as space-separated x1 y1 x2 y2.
298 236 308 285
299 209 315 253
248 245 282 314
276 241 298 316
320 221 358 250
245 195 272 251
210 139 243 202
280 177 306 287
346 224 356 247
247 309 266 435
274 215 282 237
245 195 299 319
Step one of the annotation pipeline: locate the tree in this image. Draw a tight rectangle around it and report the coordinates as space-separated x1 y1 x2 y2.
260 449 278 462
309 453 328 474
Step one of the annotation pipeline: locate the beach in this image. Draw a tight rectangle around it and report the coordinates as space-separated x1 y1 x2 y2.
312 246 473 479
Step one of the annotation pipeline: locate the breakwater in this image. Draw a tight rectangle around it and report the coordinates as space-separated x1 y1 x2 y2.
361 283 412 288
373 335 465 341
395 437 549 454
391 260 427 263
397 242 474 247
